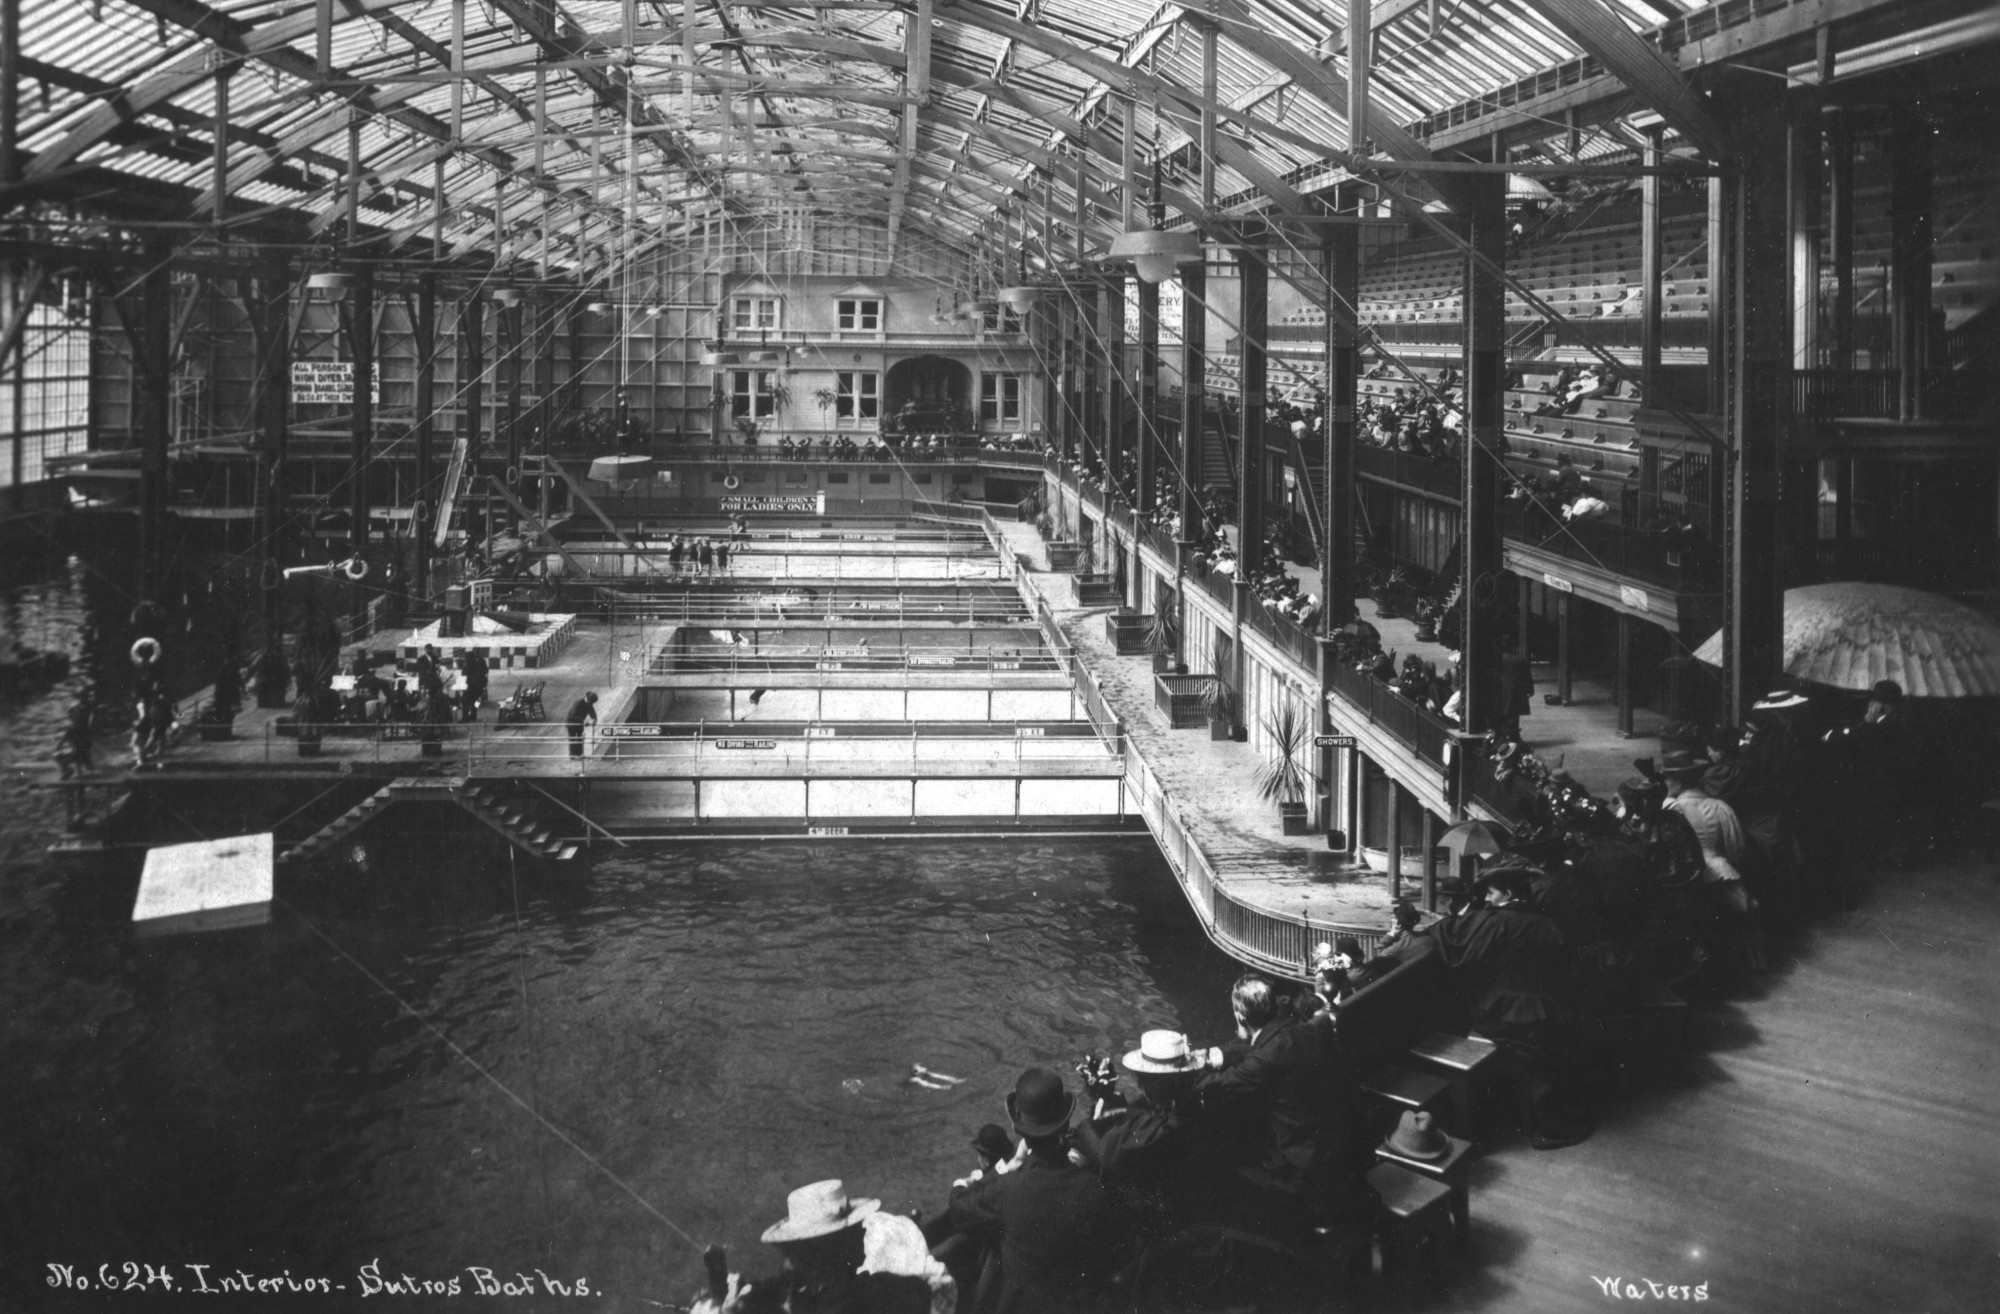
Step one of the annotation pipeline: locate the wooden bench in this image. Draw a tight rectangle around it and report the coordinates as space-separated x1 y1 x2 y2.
1334 952 1458 1135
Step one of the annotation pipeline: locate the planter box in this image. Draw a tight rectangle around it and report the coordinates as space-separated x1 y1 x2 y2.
1105 611 1150 655
1046 543 1083 572
1154 674 1212 729
1279 802 1311 836
1151 653 1185 675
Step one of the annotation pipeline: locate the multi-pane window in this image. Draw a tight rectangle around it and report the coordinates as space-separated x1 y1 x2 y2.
731 370 778 418
731 296 780 332
980 305 1023 333
979 374 1022 424
836 371 879 421
836 298 881 331
1 302 91 488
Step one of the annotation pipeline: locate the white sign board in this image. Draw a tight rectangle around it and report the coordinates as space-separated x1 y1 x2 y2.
1619 584 1651 613
718 493 826 514
1541 572 1575 594
291 360 380 405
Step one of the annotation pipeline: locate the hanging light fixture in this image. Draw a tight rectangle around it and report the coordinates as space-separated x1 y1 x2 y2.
586 297 615 315
306 271 359 300
490 286 523 308
1107 229 1203 284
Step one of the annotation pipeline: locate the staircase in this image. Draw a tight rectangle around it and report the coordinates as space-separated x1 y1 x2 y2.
1202 410 1238 495
449 781 581 861
279 785 393 866
278 777 580 865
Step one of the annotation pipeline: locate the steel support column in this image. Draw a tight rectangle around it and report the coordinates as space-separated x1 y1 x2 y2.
1231 222 1268 731
136 246 172 603
1322 212 1359 626
413 273 437 593
254 263 290 706
1641 128 1665 398
1461 164 1506 737
347 267 374 557
1889 109 1933 422
1721 86 1790 715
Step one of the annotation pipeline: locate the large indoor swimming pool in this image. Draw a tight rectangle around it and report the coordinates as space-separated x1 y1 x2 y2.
2 558 1242 1309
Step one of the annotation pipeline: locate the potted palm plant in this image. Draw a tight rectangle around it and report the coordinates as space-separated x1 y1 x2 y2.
1201 677 1240 742
1146 605 1182 675
1256 702 1315 835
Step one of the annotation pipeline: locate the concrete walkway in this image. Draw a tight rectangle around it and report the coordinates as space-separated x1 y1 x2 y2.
1018 566 1404 937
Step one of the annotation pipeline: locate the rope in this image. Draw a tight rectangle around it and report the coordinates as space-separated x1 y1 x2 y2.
278 897 707 1255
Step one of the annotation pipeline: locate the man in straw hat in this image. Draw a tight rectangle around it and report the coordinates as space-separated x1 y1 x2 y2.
1661 750 1768 974
1071 1031 1224 1240
691 1179 952 1314
921 1068 1115 1314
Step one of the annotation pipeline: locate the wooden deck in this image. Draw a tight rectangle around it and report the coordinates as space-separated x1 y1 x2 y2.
1439 848 1999 1313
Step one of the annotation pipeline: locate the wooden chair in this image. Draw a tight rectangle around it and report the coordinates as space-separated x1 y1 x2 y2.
495 679 547 723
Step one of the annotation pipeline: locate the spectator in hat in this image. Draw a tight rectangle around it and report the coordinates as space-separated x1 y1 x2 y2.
922 1068 1116 1314
1072 1031 1225 1242
691 1179 951 1314
1661 750 1768 974
1193 974 1345 1240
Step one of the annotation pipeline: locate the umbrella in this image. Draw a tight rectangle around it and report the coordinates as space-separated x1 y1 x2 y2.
1692 582 2000 699
1437 819 1508 860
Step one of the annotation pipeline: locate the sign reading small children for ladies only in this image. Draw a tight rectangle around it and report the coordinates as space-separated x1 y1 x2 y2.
290 361 380 405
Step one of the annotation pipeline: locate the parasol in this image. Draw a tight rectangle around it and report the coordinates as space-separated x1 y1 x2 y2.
1437 818 1509 860
1692 582 2000 699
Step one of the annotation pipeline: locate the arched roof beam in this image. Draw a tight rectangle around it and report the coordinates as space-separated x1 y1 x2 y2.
1518 0 1737 162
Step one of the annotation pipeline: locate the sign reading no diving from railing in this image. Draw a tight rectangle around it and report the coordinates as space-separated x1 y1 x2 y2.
602 724 663 738
719 493 827 514
715 738 778 750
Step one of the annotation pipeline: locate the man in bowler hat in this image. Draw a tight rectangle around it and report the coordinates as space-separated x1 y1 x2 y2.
923 1068 1116 1313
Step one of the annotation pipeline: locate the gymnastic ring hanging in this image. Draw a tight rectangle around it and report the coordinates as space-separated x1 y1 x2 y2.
130 637 161 667
343 558 370 581
379 561 398 584
722 474 740 490
505 465 520 485
412 498 431 525
259 557 283 591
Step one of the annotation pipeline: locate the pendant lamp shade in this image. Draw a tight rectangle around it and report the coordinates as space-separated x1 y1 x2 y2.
997 286 1042 311
306 271 359 300
586 299 615 315
490 286 523 307
587 455 654 485
1108 229 1203 284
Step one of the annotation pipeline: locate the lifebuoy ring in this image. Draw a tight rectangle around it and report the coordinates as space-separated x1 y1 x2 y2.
130 637 161 666
723 474 740 490
412 499 430 524
343 558 369 581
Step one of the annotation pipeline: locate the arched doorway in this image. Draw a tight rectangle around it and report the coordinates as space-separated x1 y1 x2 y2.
883 356 973 435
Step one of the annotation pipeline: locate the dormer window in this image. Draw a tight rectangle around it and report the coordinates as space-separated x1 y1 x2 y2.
980 304 1022 333
731 295 781 332
837 298 881 331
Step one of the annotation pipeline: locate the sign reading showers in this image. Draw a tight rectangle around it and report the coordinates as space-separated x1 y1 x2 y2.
290 361 380 405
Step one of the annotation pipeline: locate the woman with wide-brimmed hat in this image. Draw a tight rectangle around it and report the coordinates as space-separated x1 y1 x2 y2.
1661 750 1769 974
688 1179 952 1314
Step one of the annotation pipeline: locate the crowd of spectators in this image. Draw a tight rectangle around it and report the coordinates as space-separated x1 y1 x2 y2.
695 971 1398 1314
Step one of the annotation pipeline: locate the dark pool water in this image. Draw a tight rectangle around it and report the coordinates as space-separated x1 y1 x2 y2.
0 556 1244 1312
